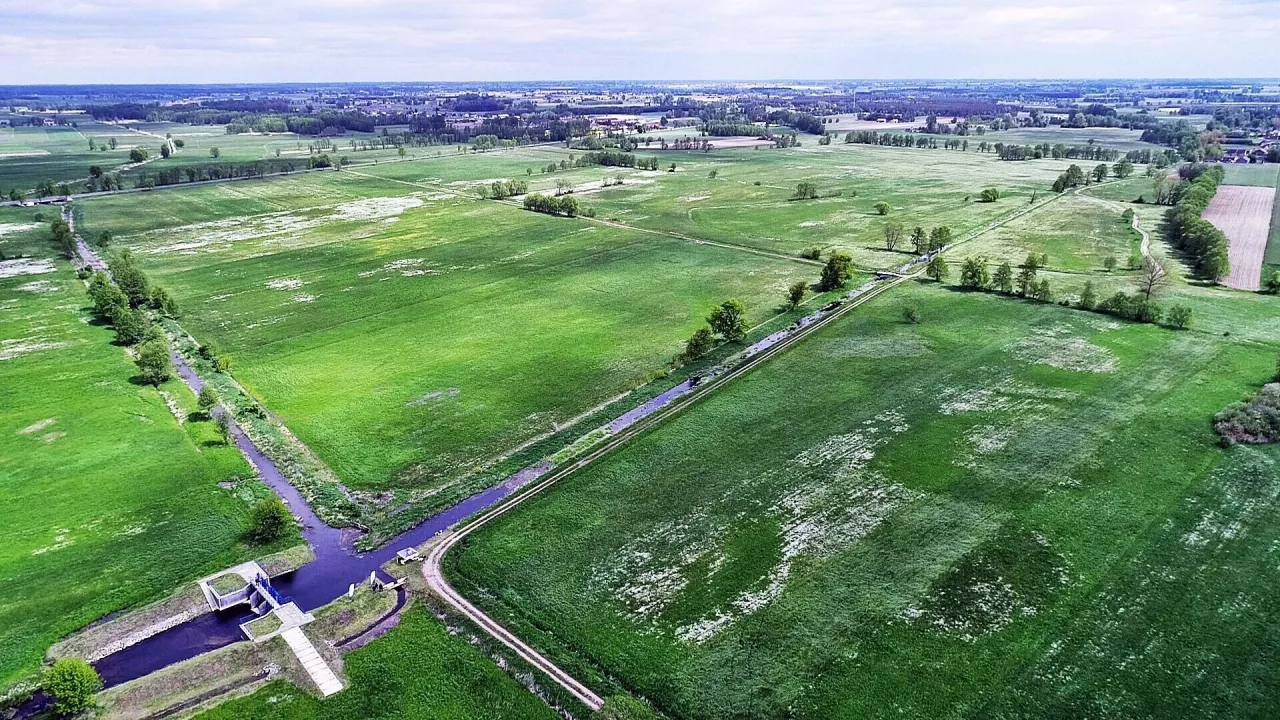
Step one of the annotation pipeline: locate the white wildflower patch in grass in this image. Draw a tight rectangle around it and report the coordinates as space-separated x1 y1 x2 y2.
15 280 58 293
939 377 1076 415
797 220 824 227
407 388 460 407
597 410 919 644
136 197 425 255
1009 324 1116 373
905 530 1069 642
31 528 74 555
678 194 711 202
265 277 305 290
592 517 724 621
359 257 442 279
331 196 424 221
0 258 57 279
967 424 1016 454
0 222 38 238
1 337 69 360
18 418 55 435
1182 451 1280 549
292 294 316 303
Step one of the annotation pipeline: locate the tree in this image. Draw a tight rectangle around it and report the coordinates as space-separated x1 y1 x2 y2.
135 337 172 384
1265 271 1280 294
43 658 101 716
1166 305 1192 329
873 201 891 215
925 254 948 282
992 261 1014 294
1113 158 1134 179
197 385 219 418
109 250 150 305
1136 257 1167 303
159 143 170 159
707 299 747 342
1033 279 1052 302
88 273 128 320
817 252 853 291
883 221 905 251
209 147 221 159
979 187 1000 203
793 181 819 200
682 326 715 360
98 229 113 247
910 226 928 254
246 497 293 545
786 281 807 309
128 147 148 163
1104 255 1118 272
1092 163 1109 183
959 257 989 288
113 307 149 346
215 411 232 445
150 285 179 317
1015 264 1038 296
928 226 953 252
51 219 75 258
1079 280 1097 310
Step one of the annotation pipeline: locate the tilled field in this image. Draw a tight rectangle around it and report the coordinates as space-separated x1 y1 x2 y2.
1204 184 1277 291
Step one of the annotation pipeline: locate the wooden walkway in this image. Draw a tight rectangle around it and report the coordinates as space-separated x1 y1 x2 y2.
280 627 343 696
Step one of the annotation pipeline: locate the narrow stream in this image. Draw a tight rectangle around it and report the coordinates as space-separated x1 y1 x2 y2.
23 232 924 712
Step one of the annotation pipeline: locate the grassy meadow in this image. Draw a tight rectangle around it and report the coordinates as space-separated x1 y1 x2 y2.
0 214 293 687
78 170 815 502
451 279 1280 719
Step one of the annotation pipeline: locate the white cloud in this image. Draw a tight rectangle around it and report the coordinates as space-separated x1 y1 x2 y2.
0 0 1276 82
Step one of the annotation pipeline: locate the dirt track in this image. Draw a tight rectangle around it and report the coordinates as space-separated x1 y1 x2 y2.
1204 185 1276 291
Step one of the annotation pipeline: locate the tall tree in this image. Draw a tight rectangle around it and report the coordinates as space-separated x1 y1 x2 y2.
707 299 748 342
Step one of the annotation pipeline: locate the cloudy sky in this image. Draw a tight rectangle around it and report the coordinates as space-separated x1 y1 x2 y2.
2 0 1278 83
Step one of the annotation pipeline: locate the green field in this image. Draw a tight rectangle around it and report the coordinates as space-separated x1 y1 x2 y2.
0 211 293 686
451 280 1280 719
79 170 815 505
196 609 559 720
1223 163 1280 187
979 126 1164 152
0 121 425 196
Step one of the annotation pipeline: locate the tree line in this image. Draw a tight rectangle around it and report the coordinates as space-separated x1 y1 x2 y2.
1163 164 1230 280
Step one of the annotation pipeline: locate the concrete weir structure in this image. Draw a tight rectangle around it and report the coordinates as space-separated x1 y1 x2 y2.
196 562 341 695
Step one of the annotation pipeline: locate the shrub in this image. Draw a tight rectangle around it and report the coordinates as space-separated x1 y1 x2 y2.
42 658 101 716
903 305 921 324
247 497 293 545
1214 384 1280 445
979 187 1000 202
873 201 891 215
682 327 715 361
135 337 173 384
1166 304 1192 329
817 253 853 291
799 247 822 261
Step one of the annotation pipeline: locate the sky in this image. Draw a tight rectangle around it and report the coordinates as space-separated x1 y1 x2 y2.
2 0 1279 84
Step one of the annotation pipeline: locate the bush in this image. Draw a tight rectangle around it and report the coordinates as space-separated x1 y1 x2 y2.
246 497 293 545
681 326 715 361
1215 384 1280 445
596 695 663 720
1166 304 1192 329
42 658 101 716
799 247 821 261
873 201 891 215
979 187 1000 202
135 337 173 384
903 305 921 324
